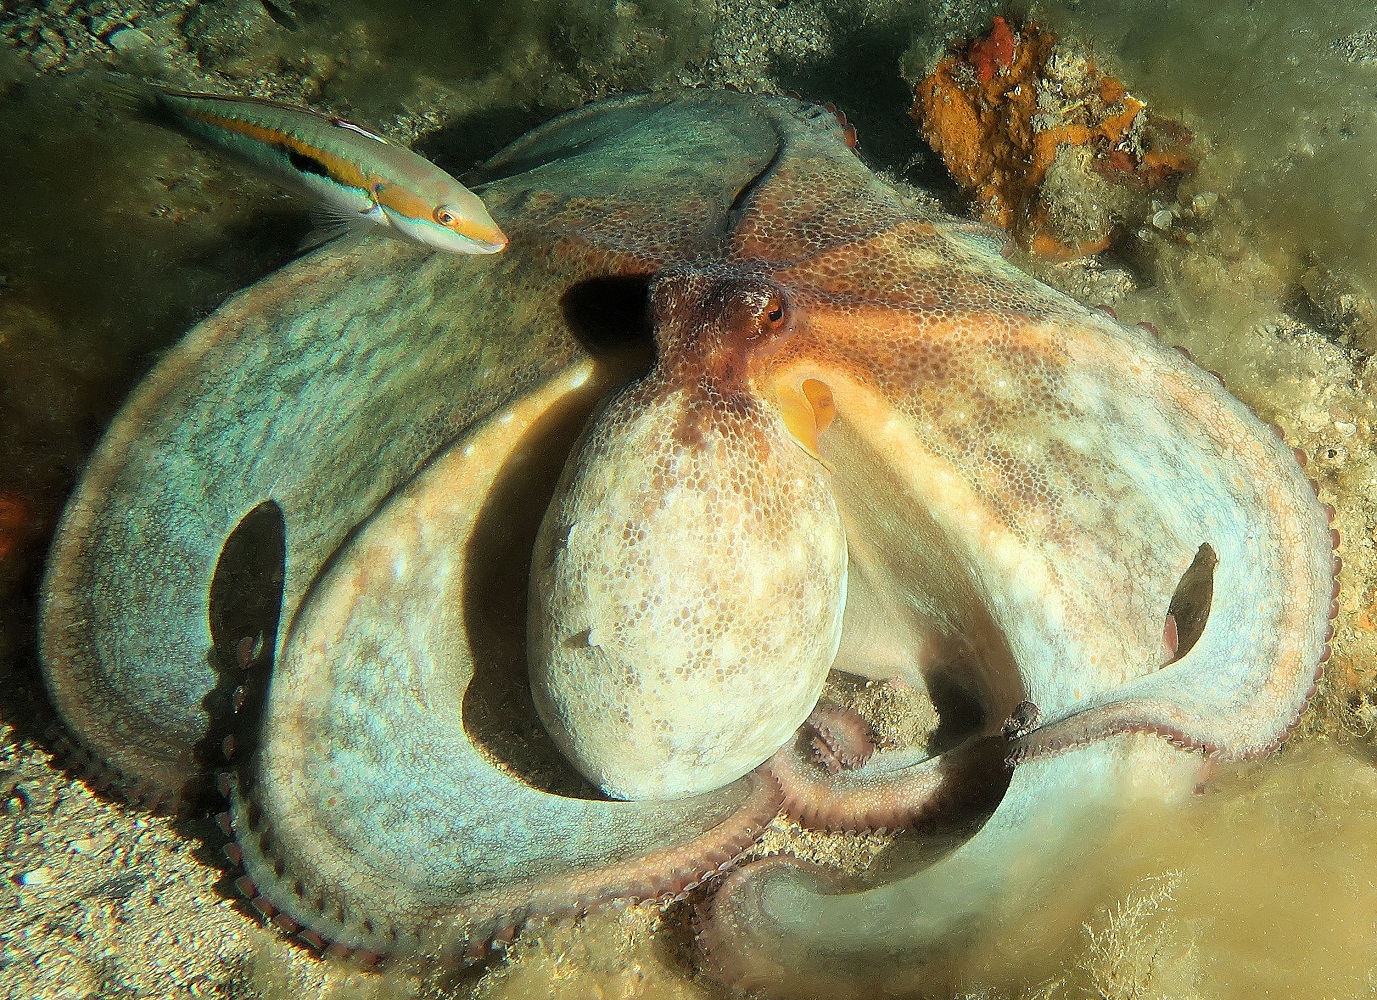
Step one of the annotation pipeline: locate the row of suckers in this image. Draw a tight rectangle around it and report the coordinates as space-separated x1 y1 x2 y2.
117 82 508 255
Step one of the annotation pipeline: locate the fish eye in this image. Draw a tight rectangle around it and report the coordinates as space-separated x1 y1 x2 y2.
433 206 458 227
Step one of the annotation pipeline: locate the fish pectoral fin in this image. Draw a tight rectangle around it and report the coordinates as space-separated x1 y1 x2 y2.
311 200 382 226
301 204 378 252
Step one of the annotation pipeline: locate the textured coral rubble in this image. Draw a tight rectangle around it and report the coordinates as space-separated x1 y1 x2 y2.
910 15 1195 260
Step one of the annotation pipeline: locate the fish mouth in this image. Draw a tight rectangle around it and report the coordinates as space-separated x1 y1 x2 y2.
454 218 509 253
452 227 508 254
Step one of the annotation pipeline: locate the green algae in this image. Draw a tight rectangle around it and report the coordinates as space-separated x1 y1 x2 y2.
1004 741 1377 1000
1041 1 1377 343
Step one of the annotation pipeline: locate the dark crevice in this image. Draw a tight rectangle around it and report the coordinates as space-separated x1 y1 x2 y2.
1166 542 1217 663
771 10 955 197
923 668 989 757
204 501 286 773
560 273 655 354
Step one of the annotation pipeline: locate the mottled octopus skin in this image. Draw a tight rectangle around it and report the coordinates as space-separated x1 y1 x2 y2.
38 89 1332 982
529 269 849 801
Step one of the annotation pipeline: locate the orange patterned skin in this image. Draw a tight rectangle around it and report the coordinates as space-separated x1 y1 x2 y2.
39 91 1332 982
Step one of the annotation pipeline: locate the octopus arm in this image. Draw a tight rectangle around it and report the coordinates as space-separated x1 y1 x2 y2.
700 213 1333 991
40 236 583 805
775 217 1334 756
38 88 793 809
234 361 780 958
702 738 1192 995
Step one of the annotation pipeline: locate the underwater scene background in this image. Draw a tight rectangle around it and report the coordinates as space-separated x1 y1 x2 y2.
2 0 1377 996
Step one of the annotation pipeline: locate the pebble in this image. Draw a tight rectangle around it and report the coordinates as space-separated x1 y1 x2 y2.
1191 190 1220 216
19 866 55 887
108 27 155 53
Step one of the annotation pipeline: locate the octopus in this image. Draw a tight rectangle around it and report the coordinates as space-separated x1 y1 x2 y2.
37 90 1336 995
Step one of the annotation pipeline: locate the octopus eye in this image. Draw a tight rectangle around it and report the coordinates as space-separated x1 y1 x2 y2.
764 293 786 327
433 206 458 227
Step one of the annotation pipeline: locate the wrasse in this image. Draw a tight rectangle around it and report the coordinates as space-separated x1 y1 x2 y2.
117 84 508 254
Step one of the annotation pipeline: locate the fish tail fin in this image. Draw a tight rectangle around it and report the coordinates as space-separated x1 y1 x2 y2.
101 76 154 113
101 76 179 128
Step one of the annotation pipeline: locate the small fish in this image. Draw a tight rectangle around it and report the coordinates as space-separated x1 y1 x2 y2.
114 83 508 254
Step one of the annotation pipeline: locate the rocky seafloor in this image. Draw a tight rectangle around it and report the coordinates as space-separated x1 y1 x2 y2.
2 1 1377 997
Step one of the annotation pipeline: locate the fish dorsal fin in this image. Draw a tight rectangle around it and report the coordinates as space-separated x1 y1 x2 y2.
330 118 389 144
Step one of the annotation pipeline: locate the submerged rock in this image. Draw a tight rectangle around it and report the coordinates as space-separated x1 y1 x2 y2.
910 16 1195 259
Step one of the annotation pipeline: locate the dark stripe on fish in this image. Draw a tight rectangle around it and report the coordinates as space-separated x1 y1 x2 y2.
286 147 332 179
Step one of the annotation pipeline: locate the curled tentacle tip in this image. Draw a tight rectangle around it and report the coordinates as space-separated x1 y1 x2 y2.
692 855 832 995
805 704 879 774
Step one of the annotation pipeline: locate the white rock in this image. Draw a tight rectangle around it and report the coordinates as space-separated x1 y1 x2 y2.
19 867 54 887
